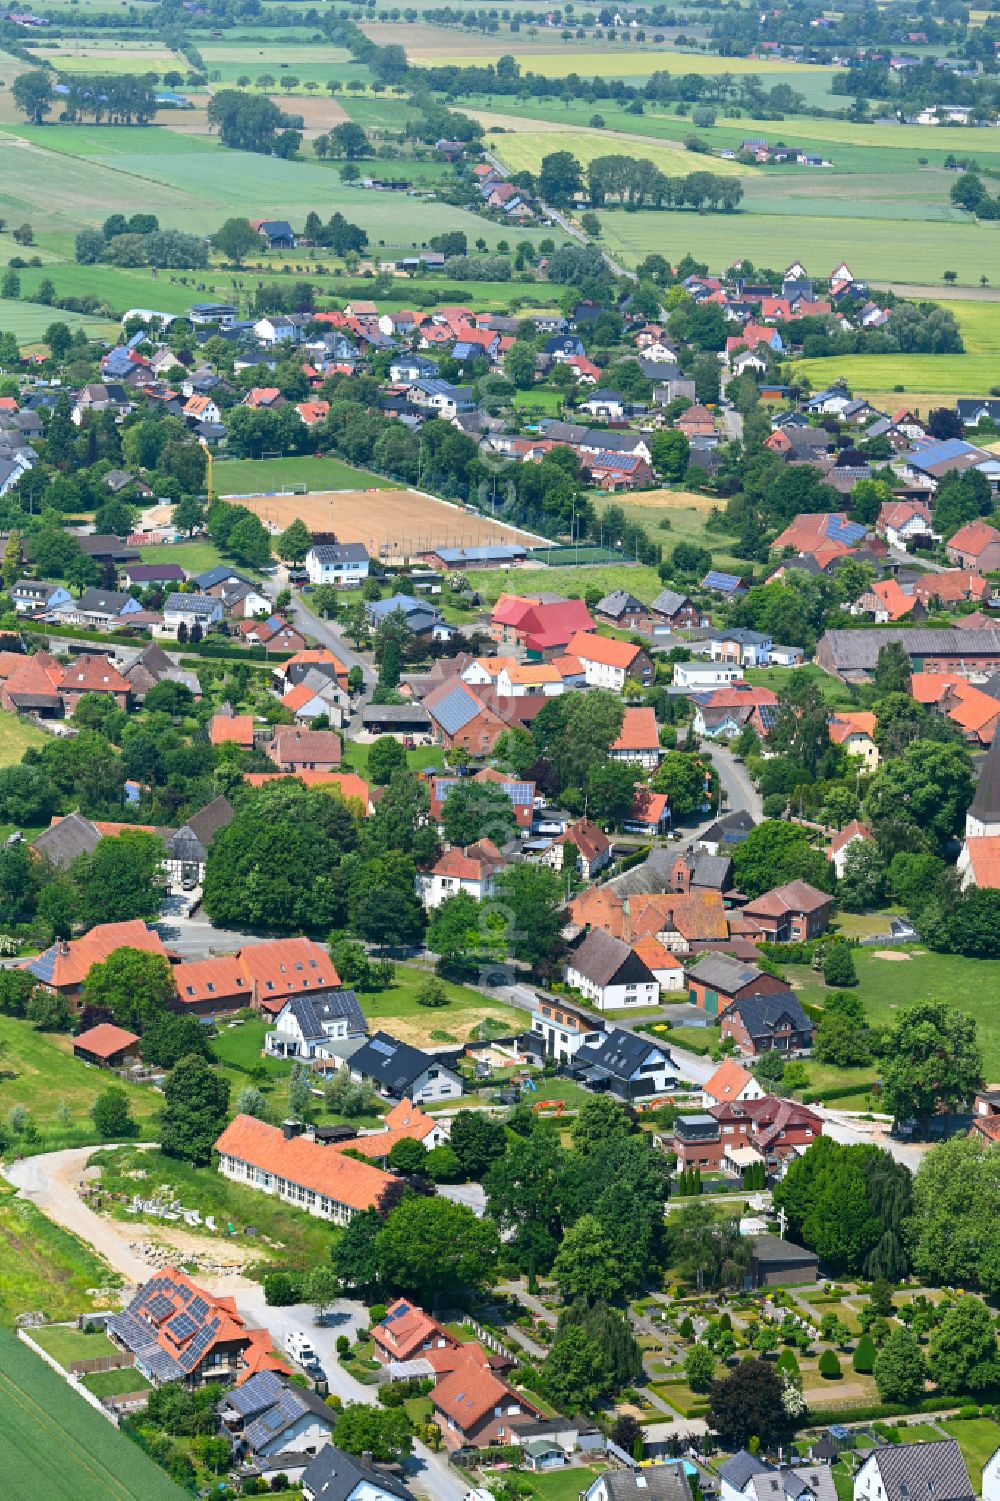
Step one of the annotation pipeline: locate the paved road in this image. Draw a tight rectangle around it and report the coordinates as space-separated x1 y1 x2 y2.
703 743 763 822
5 1146 465 1501
270 582 378 690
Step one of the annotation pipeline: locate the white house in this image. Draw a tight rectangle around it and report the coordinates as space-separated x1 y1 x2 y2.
302 1447 418 1501
854 1442 973 1501
608 706 661 770
162 591 223 637
580 389 627 421
673 662 745 690
51 588 144 630
415 843 505 909
710 628 773 667
564 928 660 1013
264 990 369 1061
305 543 370 588
530 995 606 1063
982 1445 1000 1501
574 1028 678 1102
218 1373 336 1476
11 579 72 615
566 631 653 690
253 314 300 346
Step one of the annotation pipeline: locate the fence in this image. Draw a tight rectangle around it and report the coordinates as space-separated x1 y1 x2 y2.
67 1351 135 1376
526 543 633 567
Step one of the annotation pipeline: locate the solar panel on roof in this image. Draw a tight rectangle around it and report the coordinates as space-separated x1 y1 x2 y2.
187 1295 209 1321
704 570 740 589
145 1293 174 1321
174 1281 194 1303
166 1311 197 1342
371 1038 395 1056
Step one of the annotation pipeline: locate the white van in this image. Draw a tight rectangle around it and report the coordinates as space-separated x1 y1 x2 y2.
284 1330 318 1365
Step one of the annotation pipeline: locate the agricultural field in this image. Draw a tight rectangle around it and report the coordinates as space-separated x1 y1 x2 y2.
0 1193 119 1326
0 710 48 767
240 488 546 557
0 123 556 250
0 1329 185 1501
198 41 374 91
796 299 1000 398
485 121 749 179
356 963 531 1050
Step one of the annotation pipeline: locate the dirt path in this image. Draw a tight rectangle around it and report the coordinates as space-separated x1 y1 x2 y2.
4 1147 258 1296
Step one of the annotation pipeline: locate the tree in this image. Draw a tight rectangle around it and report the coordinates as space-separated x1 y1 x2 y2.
708 1359 787 1446
873 1325 926 1404
91 1087 137 1139
650 429 690 482
302 1265 340 1320
331 1206 384 1299
538 149 583 205
226 513 272 568
818 1350 842 1380
81 949 176 1033
552 1213 625 1304
12 71 53 124
570 1095 635 1154
367 736 406 786
837 839 887 914
814 992 871 1068
823 943 857 988
774 1136 912 1281
853 1334 876 1374
927 1295 999 1396
441 780 517 848
685 1342 715 1394
71 831 166 926
485 1126 565 1272
333 1403 412 1463
542 1324 611 1411
504 341 537 390
277 517 312 563
234 1085 268 1119
449 1110 507 1181
650 751 713 820
909 1136 1000 1295
426 891 481 965
375 1195 499 1303
864 740 973 856
489 864 563 968
329 121 370 159
872 640 912 697
160 1054 230 1165
141 1010 211 1068
878 1001 982 1130
732 820 831 899
415 975 447 1008
388 1137 428 1176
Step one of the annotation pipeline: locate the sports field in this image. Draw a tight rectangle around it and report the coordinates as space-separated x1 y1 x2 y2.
0 1329 186 1501
214 454 399 495
240 489 545 558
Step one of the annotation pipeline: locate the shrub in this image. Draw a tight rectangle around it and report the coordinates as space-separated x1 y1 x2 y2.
819 1350 842 1380
263 1271 298 1306
853 1334 876 1374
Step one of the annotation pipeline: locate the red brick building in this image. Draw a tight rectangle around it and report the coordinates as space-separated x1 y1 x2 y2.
741 880 833 941
719 990 815 1057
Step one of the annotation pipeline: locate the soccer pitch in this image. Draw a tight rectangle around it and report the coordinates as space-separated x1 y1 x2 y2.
0 1330 186 1501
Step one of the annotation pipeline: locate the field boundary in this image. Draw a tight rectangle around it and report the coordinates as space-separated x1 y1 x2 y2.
17 1329 114 1424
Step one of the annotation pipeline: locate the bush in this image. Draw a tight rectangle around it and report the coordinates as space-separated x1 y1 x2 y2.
819 1350 842 1380
823 943 858 988
853 1334 876 1374
263 1271 299 1306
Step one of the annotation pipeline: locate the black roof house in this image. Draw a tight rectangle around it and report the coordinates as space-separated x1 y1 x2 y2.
349 1030 463 1100
858 1441 973 1501
300 1444 416 1501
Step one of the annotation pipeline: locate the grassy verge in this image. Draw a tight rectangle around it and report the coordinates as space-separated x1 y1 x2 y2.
0 1190 120 1327
30 1326 116 1366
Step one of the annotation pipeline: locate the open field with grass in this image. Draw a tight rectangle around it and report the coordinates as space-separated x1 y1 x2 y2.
0 1192 120 1326
0 1328 185 1501
241 488 546 557
0 710 47 767
0 123 556 249
797 298 1000 398
83 1367 152 1398
138 539 227 574
356 963 531 1049
486 122 749 179
599 206 1000 286
465 561 663 605
940 1419 1000 1489
0 298 118 343
589 488 742 570
214 454 399 496
28 40 184 72
31 1325 119 1366
789 947 1000 1077
0 1015 162 1151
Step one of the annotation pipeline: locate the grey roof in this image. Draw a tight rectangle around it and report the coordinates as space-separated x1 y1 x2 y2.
607 845 676 897
350 1030 460 1095
433 544 526 563
308 543 370 564
968 725 1000 824
194 564 252 589
700 809 756 846
242 1384 334 1453
32 811 102 870
686 954 765 994
167 795 234 863
819 627 1000 672
867 1441 973 1501
728 990 812 1039
594 1462 693 1501
689 852 732 890
568 927 654 988
715 627 770 645
575 1026 673 1082
219 1368 285 1420
300 1446 416 1501
164 591 218 615
597 589 644 618
651 588 694 618
281 988 367 1041
75 587 131 614
750 1233 820 1267
720 1451 774 1491
360 703 431 727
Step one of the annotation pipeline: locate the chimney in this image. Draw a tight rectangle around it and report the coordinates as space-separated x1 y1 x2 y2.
361 1452 374 1471
282 1119 302 1140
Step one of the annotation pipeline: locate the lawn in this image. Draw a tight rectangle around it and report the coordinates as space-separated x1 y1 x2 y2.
0 297 118 344
789 948 1000 1077
31 1326 117 1367
464 562 663 606
940 1418 1000 1489
0 1329 186 1501
590 487 742 569
0 1015 162 1151
0 709 47 767
0 1191 120 1327
518 1465 609 1500
138 539 226 575
796 299 1000 399
82 1366 152 1398
743 665 860 708
358 962 531 1049
213 454 400 496
341 741 444 777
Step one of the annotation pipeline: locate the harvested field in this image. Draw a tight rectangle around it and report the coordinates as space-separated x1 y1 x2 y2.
240 489 546 559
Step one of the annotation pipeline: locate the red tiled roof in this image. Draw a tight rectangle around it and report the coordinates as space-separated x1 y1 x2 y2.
74 1022 140 1059
214 1115 394 1212
566 630 642 670
743 880 832 918
948 521 1000 557
433 1360 542 1431
27 920 167 990
611 706 659 751
702 1058 756 1105
209 714 254 747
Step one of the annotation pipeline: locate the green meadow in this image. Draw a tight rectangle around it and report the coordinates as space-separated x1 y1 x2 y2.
795 298 1000 397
